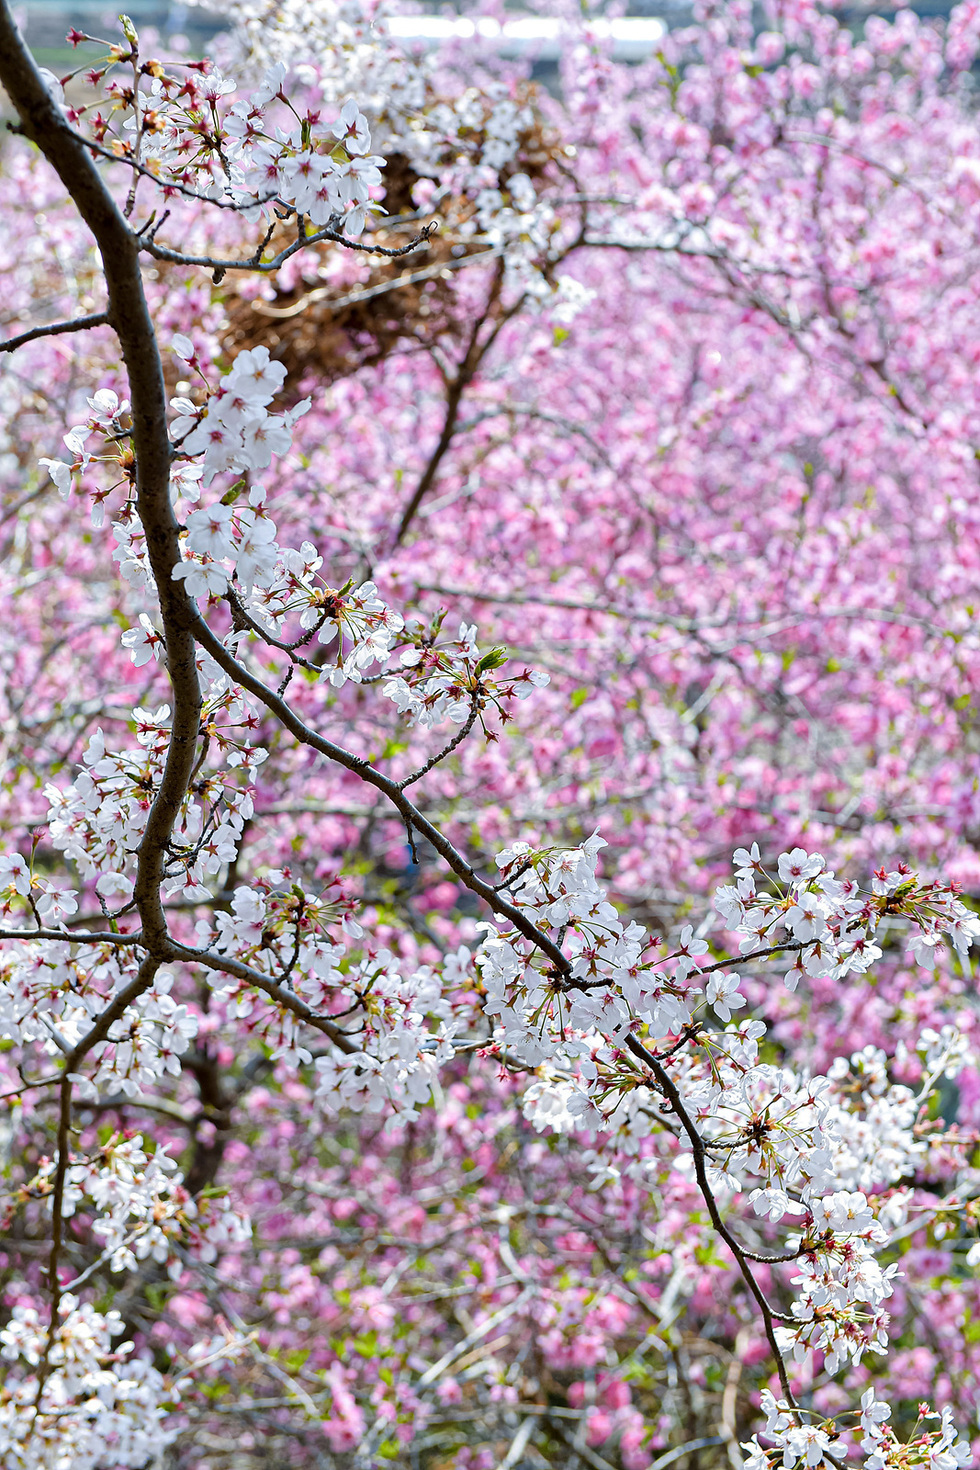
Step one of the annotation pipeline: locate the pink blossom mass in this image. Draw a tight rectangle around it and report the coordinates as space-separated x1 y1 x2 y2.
2 0 980 1466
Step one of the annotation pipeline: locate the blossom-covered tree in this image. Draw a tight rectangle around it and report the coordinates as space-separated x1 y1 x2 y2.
3 0 980 1466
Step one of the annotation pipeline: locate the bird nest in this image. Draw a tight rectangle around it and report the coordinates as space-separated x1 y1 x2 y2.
215 87 566 390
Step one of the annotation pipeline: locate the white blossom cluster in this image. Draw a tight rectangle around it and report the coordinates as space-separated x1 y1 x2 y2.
0 920 197 1089
41 370 551 729
313 956 457 1122
715 843 980 988
382 619 549 729
44 702 261 904
59 364 547 725
742 1390 845 1470
205 876 362 1063
683 1040 934 1217
776 1192 899 1374
213 0 591 311
228 85 385 235
467 833 980 1421
108 37 388 237
478 830 686 1069
480 836 980 1113
221 0 427 153
741 1388 972 1470
251 544 406 687
38 387 129 518
201 882 456 1106
30 1133 249 1279
0 1294 174 1470
171 340 309 484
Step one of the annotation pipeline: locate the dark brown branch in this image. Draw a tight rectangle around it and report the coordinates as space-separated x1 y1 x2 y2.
0 926 140 945
0 4 207 1388
393 258 511 547
624 1032 798 1412
0 310 109 354
168 940 359 1054
141 220 436 277
187 612 572 978
0 1 204 957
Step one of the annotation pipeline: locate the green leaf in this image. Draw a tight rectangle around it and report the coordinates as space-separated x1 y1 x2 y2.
476 647 508 674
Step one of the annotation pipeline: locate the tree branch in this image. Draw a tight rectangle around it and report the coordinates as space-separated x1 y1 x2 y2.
624 1032 798 1412
141 220 436 278
0 310 109 354
393 258 513 547
0 926 140 945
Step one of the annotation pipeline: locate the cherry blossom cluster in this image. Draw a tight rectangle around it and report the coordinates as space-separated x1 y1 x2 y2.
473 837 980 1405
199 872 461 1098
478 830 673 1068
312 956 458 1120
381 615 550 731
227 82 385 235
0 940 196 1100
209 0 589 308
26 1132 249 1280
43 700 263 904
203 875 364 1060
39 386 132 528
715 845 980 989
50 355 553 738
170 338 309 483
742 1390 972 1470
479 837 978 1085
0 1293 173 1470
60 18 385 235
776 1193 899 1375
249 551 405 685
171 488 548 723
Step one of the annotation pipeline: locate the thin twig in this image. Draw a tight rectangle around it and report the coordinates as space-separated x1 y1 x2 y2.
141 220 436 275
0 310 110 353
625 1033 798 1413
252 244 503 320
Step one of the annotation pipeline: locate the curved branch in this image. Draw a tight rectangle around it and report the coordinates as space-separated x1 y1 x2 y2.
187 612 573 977
0 926 140 945
0 1 203 957
0 311 109 354
141 220 436 277
167 940 359 1054
625 1032 798 1412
